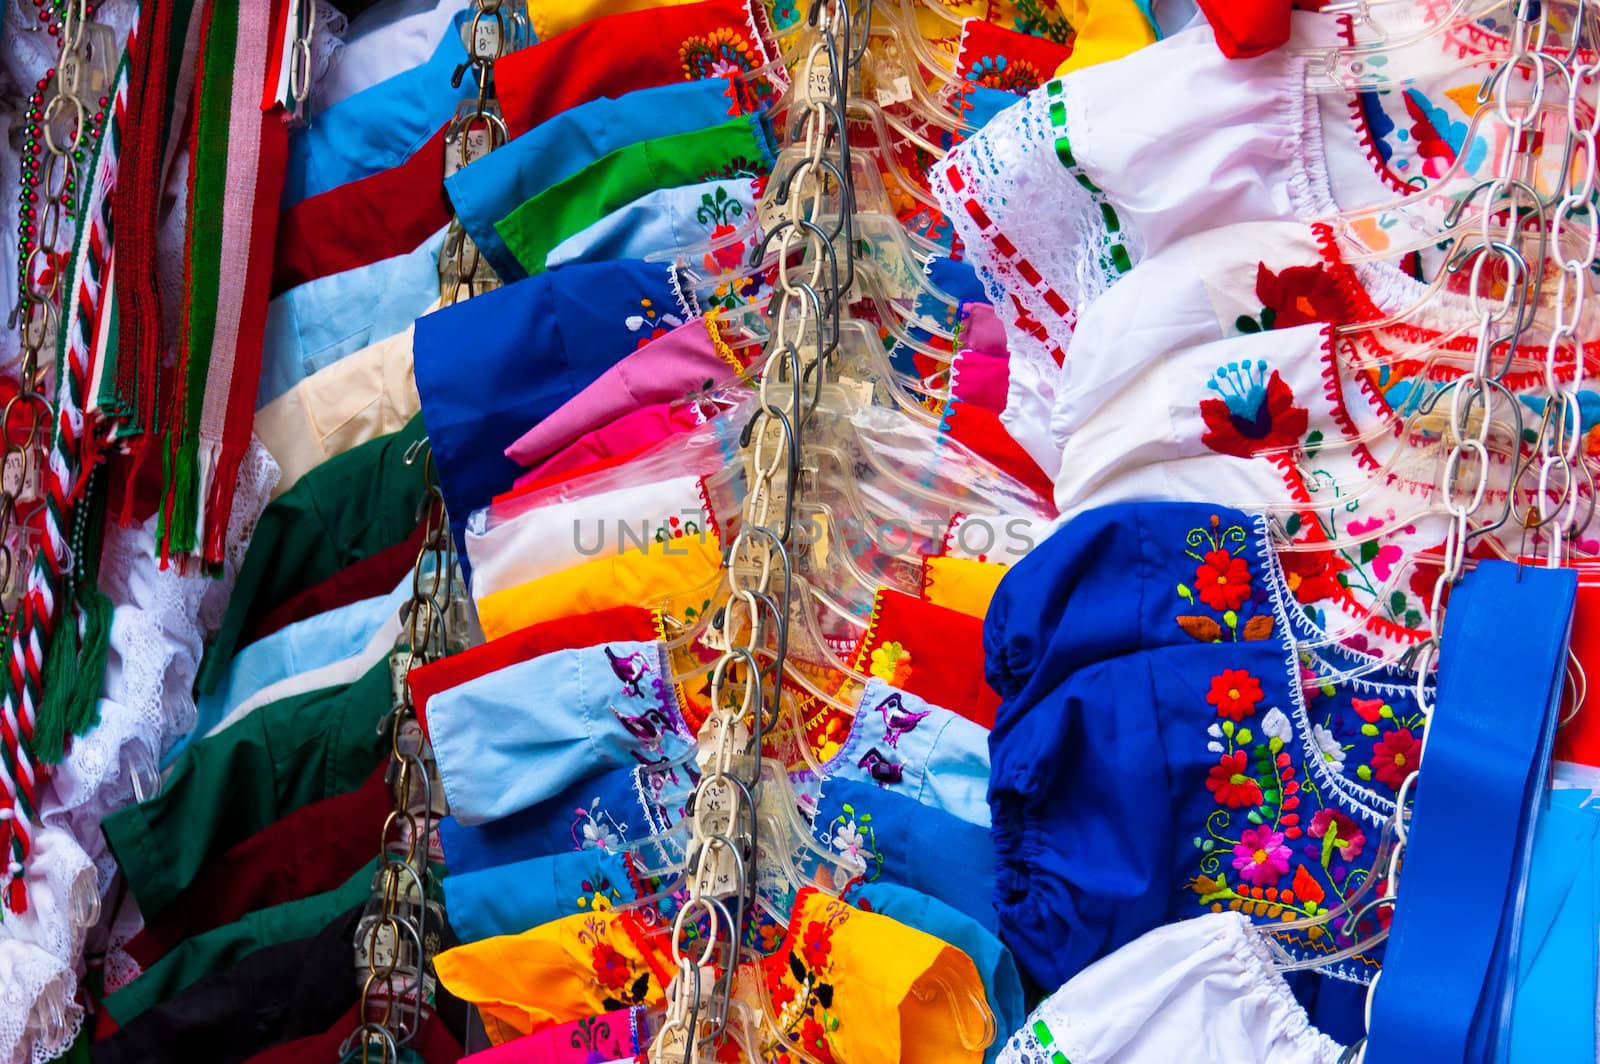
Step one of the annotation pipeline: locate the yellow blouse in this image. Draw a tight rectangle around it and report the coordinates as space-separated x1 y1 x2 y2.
434 909 674 1044
475 533 723 642
922 555 1007 619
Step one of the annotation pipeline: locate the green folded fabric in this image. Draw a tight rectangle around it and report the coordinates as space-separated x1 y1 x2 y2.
496 113 774 275
101 858 380 1025
101 660 393 920
196 413 429 696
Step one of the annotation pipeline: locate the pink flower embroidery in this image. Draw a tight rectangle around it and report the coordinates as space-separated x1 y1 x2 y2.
1232 826 1291 887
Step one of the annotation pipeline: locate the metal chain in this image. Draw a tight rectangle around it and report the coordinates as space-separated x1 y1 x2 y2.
346 445 469 1064
648 6 859 1060
438 0 524 306
4 0 104 624
1349 1 1571 1055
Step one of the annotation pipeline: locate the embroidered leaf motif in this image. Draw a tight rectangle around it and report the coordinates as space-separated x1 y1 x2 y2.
1389 590 1408 616
1360 539 1382 565
632 973 651 1001
789 952 807 984
814 982 834 1009
1404 609 1423 629
1241 614 1276 641
1285 513 1302 536
1304 429 1323 458
1236 314 1261 334
1177 615 1223 642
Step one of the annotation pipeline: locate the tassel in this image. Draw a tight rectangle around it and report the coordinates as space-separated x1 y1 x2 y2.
64 586 111 739
33 599 76 766
7 872 28 914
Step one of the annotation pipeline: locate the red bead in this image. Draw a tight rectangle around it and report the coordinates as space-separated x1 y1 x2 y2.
93 112 103 123
37 9 48 20
46 25 56 35
98 97 107 107
35 79 46 90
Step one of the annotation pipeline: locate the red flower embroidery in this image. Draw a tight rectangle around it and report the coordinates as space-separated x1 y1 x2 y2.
1207 669 1264 722
591 942 632 991
1206 751 1264 808
1199 362 1310 460
708 223 746 271
1194 550 1252 610
1351 697 1385 723
799 920 832 971
1371 729 1420 789
1279 546 1347 604
798 1016 830 1055
1255 262 1345 329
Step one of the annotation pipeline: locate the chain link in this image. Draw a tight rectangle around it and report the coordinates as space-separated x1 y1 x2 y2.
649 6 859 1059
347 446 468 1064
438 0 525 305
1350 1 1585 1055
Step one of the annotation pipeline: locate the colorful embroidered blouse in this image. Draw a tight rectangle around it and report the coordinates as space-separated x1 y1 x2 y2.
984 501 1428 991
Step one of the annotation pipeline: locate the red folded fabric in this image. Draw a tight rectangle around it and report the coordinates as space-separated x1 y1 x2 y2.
941 400 1054 504
496 0 765 139
241 518 428 647
852 587 999 728
118 760 391 971
1196 0 1327 59
956 18 1073 90
270 122 452 295
408 605 660 730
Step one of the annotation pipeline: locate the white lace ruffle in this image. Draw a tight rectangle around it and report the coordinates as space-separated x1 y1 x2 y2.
0 441 277 1063
0 829 96 1064
934 84 1144 393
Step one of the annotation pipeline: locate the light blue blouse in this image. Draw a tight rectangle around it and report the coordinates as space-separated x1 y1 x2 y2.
257 225 446 408
445 78 747 281
283 10 475 208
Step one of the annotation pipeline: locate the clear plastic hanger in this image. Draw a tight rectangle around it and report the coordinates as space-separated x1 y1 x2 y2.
1257 810 1406 972
1296 0 1519 95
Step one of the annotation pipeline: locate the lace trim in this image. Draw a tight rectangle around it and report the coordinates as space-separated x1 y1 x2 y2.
933 79 1142 390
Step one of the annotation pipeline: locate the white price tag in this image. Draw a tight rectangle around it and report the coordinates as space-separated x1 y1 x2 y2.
472 17 502 60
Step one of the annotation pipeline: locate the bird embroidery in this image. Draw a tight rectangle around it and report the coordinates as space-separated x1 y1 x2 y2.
857 747 904 786
611 705 673 759
875 693 930 748
605 646 653 699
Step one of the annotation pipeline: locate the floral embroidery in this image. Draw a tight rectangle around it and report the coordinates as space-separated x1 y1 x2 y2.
1194 551 1253 610
679 27 759 80
1207 669 1264 721
576 915 656 1011
1181 516 1430 972
764 898 850 1064
653 513 703 543
1205 751 1263 808
701 156 768 181
1175 514 1277 643
821 803 881 880
575 874 623 913
625 296 684 349
1370 728 1420 789
1232 825 1292 887
1198 360 1310 460
964 54 1047 95
573 797 628 852
867 641 912 686
1235 262 1345 333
